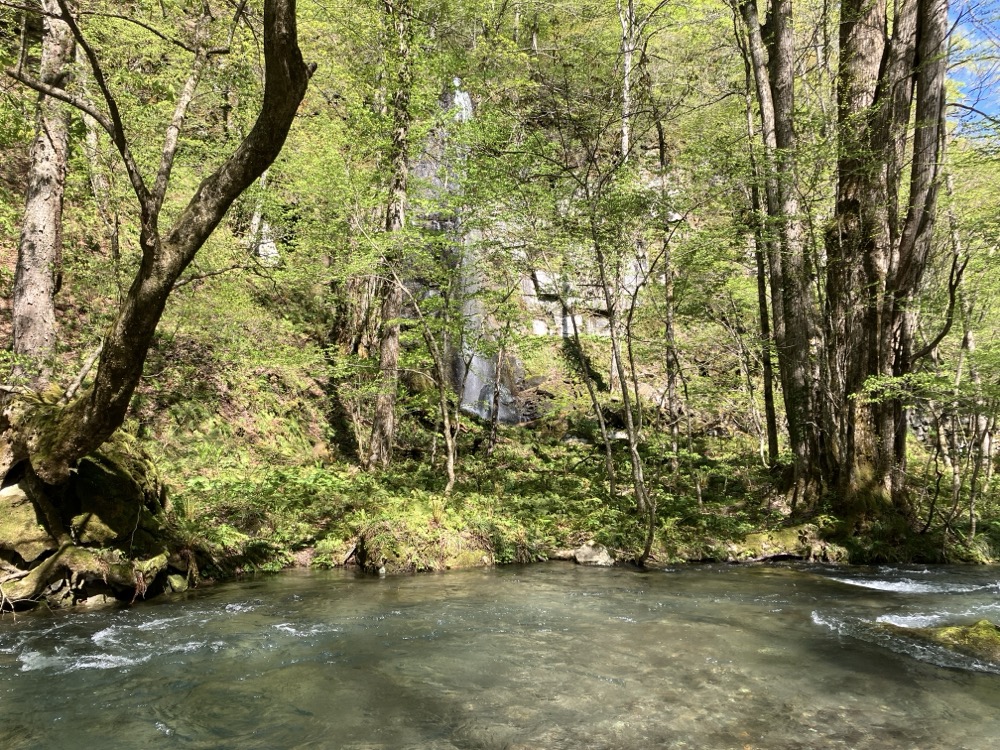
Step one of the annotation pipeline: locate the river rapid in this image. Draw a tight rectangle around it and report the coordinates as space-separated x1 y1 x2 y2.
1 563 999 749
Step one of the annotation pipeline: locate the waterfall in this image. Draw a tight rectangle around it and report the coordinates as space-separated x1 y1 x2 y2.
409 77 522 423
437 79 520 424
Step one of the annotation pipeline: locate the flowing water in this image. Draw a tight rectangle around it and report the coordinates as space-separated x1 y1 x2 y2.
2 563 999 749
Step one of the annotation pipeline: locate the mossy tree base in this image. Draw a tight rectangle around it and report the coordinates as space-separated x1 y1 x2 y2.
0 435 191 612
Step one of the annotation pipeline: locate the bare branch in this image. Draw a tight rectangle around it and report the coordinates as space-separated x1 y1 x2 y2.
52 0 150 206
5 66 110 132
152 45 210 213
4 66 151 210
0 1 230 55
173 263 257 290
912 251 969 362
79 11 200 53
228 0 251 46
59 342 103 405
948 101 1000 127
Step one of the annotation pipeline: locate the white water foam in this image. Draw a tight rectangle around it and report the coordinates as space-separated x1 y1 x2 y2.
19 649 152 673
827 577 998 594
812 609 1000 674
272 622 342 637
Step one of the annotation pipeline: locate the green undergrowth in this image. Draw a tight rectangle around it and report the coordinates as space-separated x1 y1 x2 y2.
160 418 784 577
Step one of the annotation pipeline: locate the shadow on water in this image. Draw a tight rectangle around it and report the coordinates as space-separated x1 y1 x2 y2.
2 564 1000 749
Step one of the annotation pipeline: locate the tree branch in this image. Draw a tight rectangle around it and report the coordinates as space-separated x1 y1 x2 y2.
911 250 969 362
151 11 212 214
24 0 313 486
53 0 150 206
173 263 257 290
0 1 215 53
948 101 1000 127
5 67 111 133
59 342 103 405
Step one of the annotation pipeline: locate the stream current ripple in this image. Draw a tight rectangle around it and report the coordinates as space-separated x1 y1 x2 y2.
1 564 999 749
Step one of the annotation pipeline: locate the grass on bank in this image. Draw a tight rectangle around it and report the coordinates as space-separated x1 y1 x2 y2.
160 416 788 578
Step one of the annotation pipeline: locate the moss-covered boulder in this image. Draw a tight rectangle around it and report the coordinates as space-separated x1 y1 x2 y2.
726 524 848 563
0 434 190 611
351 519 495 575
0 483 56 564
69 448 164 556
885 619 1000 664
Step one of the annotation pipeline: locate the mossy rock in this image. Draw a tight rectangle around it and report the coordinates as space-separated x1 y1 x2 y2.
354 521 494 575
68 447 164 555
70 512 118 545
726 524 848 563
440 532 492 569
0 483 56 564
886 619 1000 664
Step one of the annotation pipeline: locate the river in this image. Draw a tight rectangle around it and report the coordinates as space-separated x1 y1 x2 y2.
1 563 999 749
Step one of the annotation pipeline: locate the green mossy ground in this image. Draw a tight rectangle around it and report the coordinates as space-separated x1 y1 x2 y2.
154 411 834 582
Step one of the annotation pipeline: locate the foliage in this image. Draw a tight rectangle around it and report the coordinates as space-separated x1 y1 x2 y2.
1 0 999 590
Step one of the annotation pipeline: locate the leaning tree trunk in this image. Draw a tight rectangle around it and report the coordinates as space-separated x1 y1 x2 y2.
3 0 311 487
12 0 75 387
0 0 310 609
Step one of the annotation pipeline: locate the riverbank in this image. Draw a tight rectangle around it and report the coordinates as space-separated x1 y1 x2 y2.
1 414 993 614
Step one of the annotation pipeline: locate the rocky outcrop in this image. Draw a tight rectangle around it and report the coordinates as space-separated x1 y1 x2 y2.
725 524 848 563
0 437 193 611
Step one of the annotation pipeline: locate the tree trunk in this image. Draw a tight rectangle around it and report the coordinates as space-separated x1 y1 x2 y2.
752 211 780 466
737 0 818 503
617 0 636 161
567 305 617 500
593 233 652 557
824 0 947 521
367 0 414 468
486 339 505 456
2 0 311 485
12 0 74 386
740 55 779 467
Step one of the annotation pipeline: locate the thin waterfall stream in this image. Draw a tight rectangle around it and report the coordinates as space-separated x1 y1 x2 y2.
2 563 999 749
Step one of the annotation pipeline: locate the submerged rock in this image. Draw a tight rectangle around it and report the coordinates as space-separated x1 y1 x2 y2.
885 619 1000 664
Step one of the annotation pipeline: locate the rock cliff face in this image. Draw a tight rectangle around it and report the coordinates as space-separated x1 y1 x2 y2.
415 81 662 427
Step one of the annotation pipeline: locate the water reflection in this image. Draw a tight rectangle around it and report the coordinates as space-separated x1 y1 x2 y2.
1 564 999 749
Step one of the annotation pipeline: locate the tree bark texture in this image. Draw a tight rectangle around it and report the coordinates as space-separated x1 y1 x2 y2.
738 0 948 516
824 0 947 518
12 0 75 385
367 0 414 468
738 0 819 501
